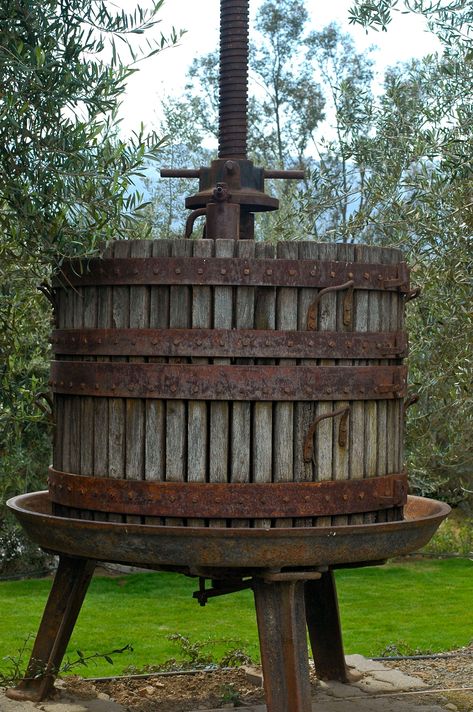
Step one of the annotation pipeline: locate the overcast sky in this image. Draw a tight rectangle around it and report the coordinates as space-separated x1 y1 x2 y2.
118 0 441 136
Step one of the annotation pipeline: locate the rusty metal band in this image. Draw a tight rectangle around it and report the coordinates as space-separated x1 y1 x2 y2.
55 257 410 292
50 329 408 359
50 362 407 400
48 469 408 518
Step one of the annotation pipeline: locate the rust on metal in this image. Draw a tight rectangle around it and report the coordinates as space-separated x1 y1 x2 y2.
50 328 408 359
219 0 249 159
7 491 452 569
50 362 408 401
303 407 351 463
307 280 355 330
343 284 354 328
56 257 410 291
405 286 422 302
48 469 408 518
338 409 350 448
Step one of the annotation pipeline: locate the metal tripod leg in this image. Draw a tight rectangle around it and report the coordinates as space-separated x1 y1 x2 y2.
305 570 349 682
7 555 96 702
253 578 312 712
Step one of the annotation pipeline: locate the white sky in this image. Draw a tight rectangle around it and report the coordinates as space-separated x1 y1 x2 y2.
118 0 441 136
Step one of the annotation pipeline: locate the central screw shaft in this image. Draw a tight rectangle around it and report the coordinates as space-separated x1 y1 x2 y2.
219 0 249 159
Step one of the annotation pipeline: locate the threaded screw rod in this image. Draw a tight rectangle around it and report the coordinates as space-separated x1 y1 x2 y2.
219 0 249 159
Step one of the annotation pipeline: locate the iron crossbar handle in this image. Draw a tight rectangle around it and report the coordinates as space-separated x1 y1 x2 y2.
48 469 408 519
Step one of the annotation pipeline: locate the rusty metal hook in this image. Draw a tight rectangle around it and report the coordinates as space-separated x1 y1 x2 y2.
403 393 419 418
184 208 207 239
404 287 421 302
306 280 355 331
303 406 351 464
35 392 54 424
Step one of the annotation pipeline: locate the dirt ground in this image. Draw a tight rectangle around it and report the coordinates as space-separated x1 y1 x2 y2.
59 644 473 712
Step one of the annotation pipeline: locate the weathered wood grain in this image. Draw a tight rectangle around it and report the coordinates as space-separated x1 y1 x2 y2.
332 243 355 527
231 239 255 528
314 243 337 528
188 239 213 527
274 241 298 528
166 239 193 526
108 241 130 523
253 242 276 529
126 241 151 524
144 239 170 525
210 239 234 528
294 241 318 527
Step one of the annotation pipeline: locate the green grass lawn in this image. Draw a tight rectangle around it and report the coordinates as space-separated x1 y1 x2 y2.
0 558 472 679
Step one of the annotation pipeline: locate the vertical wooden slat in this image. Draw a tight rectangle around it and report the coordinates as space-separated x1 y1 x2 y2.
294 241 317 527
68 286 83 519
52 288 67 517
188 239 214 527
274 241 298 528
108 241 130 523
231 239 255 528
253 242 275 529
332 243 355 527
166 239 193 526
145 239 170 525
314 243 337 528
366 246 383 524
350 244 369 525
93 244 113 522
126 241 151 524
385 247 403 522
210 239 234 528
80 282 97 521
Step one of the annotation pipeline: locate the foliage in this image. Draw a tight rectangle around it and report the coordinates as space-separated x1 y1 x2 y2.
422 511 473 557
0 0 180 553
1 563 473 679
146 0 471 502
123 632 253 675
145 0 326 239
0 637 132 687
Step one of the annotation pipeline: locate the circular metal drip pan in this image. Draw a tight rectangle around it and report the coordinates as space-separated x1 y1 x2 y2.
8 492 449 571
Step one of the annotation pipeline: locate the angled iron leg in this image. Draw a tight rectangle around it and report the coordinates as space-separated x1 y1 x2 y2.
305 570 349 682
7 555 96 702
253 579 312 712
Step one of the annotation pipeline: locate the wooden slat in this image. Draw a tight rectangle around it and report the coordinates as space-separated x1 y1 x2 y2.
108 241 130 523
126 241 151 524
93 244 113 522
332 243 355 527
188 239 213 527
386 247 404 522
349 245 369 525
210 240 234 528
145 239 171 525
231 239 255 528
274 242 298 528
253 242 275 529
314 243 337 528
80 279 97 521
166 239 193 526
294 242 317 527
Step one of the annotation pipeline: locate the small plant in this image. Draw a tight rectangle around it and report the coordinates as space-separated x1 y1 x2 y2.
422 515 473 557
219 683 242 707
123 633 254 675
378 640 434 658
0 639 133 687
0 635 34 687
61 644 134 673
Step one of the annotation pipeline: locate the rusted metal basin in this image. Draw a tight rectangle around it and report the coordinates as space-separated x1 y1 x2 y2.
8 492 449 571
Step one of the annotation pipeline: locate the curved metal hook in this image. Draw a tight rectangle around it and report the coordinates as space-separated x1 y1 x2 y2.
303 406 351 464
